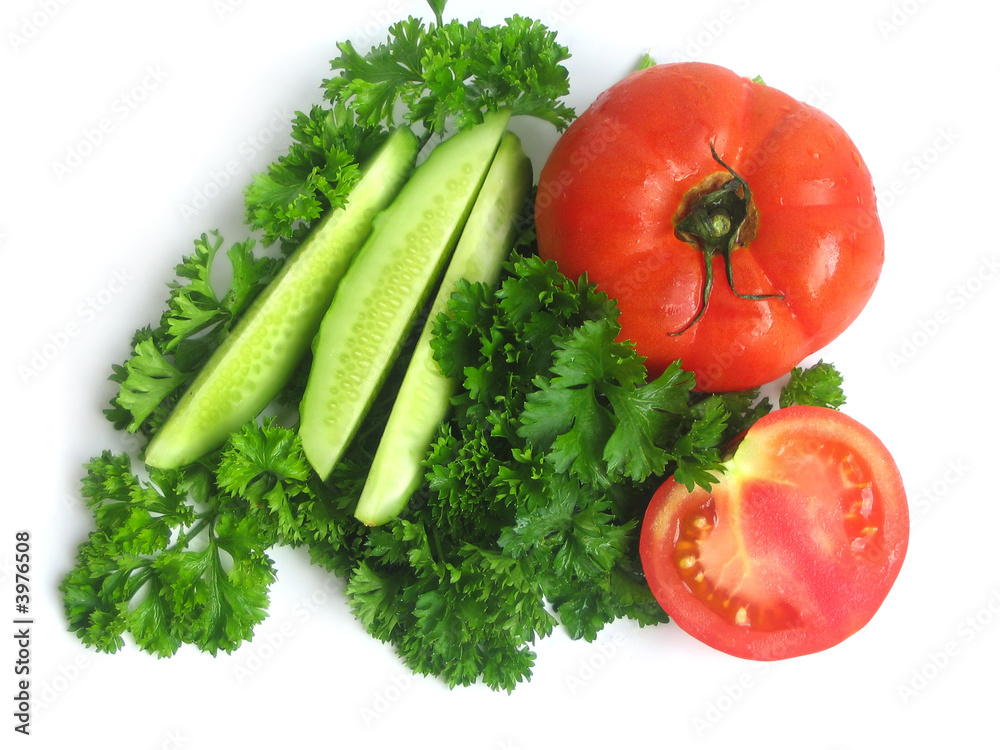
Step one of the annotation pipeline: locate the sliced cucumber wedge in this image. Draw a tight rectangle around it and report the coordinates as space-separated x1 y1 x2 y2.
354 132 532 525
144 127 420 469
299 110 512 480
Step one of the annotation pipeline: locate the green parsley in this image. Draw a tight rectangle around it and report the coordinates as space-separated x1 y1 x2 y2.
780 360 847 409
324 13 574 137
243 104 384 247
61 448 275 657
314 252 765 689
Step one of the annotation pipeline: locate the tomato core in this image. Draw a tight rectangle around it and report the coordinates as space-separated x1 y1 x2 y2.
670 145 775 335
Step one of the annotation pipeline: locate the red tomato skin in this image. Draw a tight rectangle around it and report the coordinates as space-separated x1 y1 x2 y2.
639 406 908 660
535 63 884 392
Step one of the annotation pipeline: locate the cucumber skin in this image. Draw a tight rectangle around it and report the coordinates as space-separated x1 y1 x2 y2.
354 132 532 526
299 111 512 480
143 127 419 470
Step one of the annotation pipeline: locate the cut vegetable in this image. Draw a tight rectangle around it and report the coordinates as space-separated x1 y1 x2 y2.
354 131 532 525
299 110 512 480
144 127 420 469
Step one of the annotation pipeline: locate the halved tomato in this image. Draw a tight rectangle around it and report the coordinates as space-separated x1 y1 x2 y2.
639 405 908 660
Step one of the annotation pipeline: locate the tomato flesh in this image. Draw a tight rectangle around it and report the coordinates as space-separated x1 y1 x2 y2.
640 406 908 660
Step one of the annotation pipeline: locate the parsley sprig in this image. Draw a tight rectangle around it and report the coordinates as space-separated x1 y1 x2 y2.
61 419 361 656
325 13 574 137
62 449 275 657
780 360 846 409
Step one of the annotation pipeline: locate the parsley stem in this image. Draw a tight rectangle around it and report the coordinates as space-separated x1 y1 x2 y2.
171 515 212 553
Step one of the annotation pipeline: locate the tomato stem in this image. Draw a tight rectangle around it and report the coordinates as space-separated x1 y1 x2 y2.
671 142 782 335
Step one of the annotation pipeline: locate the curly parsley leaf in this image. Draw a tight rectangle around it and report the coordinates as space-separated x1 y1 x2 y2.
699 388 772 445
667 394 729 492
498 474 631 586
636 50 658 70
154 511 274 655
215 418 351 550
324 12 574 138
348 529 554 692
61 424 330 656
780 360 846 409
519 320 704 488
109 335 189 434
244 104 384 247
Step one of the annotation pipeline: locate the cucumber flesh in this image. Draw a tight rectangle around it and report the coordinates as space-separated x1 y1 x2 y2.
354 132 532 525
299 110 512 480
143 127 419 469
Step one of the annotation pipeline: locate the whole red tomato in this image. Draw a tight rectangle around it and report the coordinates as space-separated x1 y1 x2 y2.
535 63 884 392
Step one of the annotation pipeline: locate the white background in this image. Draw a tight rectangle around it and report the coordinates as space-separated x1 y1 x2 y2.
2 0 996 747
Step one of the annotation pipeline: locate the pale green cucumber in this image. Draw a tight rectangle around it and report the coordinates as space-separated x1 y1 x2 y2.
143 127 420 469
354 132 532 525
299 110 512 480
